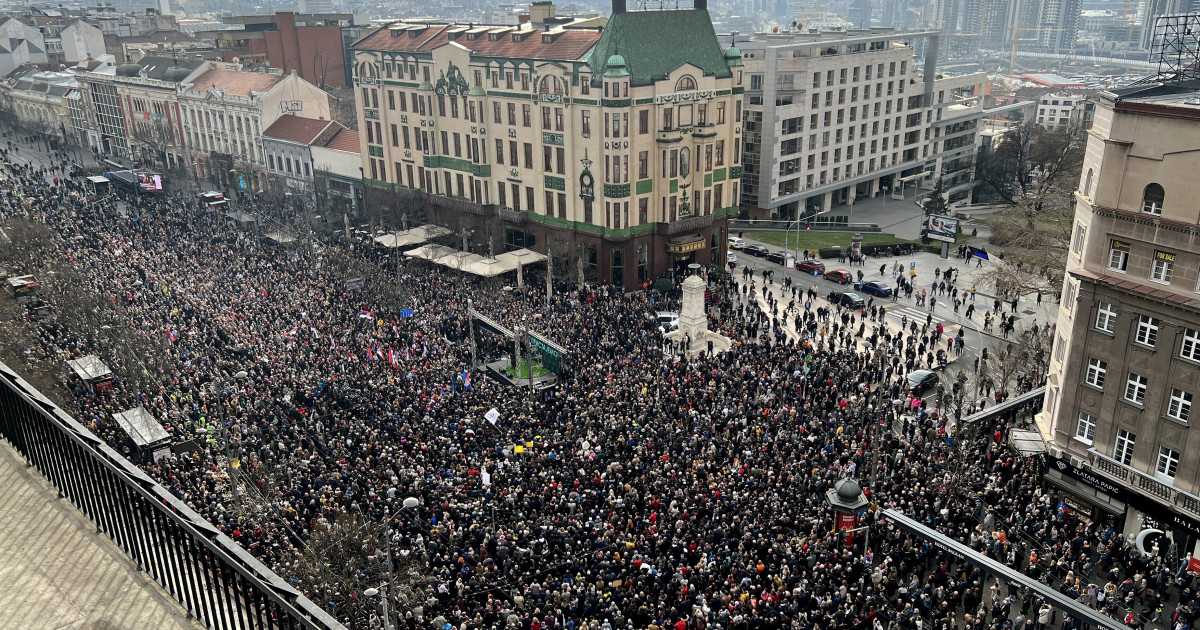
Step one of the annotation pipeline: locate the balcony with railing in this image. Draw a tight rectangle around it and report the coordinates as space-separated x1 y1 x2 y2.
1088 448 1200 519
427 193 492 216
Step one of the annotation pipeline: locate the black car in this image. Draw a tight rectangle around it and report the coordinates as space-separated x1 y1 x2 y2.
907 370 940 396
854 280 893 297
743 244 769 257
765 250 787 265
827 290 866 309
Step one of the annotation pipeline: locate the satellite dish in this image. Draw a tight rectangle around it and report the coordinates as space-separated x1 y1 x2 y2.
402 497 420 509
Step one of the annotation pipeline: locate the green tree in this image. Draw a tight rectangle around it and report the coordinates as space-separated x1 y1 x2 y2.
922 177 949 217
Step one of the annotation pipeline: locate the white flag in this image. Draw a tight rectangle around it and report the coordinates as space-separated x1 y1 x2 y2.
485 408 500 425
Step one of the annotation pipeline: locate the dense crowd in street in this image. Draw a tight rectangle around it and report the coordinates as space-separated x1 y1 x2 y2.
2 148 1198 630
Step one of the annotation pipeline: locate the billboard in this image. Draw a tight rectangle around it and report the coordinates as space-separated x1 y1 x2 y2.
927 215 959 243
138 172 162 191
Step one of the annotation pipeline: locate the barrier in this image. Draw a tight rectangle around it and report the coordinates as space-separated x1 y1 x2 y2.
0 360 345 630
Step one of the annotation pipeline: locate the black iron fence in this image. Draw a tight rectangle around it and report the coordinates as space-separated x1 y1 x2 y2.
0 360 345 630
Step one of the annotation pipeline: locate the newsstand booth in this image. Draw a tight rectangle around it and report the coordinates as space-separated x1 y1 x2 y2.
112 406 172 463
67 355 114 393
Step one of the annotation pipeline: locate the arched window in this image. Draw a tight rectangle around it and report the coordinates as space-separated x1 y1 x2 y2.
539 75 563 95
675 76 696 91
1143 183 1165 215
1083 168 1093 197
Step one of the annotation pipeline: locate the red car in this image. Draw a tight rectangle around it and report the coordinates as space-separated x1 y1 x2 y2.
796 260 825 274
824 269 853 284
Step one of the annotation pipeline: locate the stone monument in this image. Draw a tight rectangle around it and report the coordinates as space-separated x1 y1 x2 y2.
665 269 732 356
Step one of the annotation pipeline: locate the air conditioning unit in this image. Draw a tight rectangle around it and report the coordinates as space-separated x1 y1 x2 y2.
1070 455 1085 468
1049 446 1064 460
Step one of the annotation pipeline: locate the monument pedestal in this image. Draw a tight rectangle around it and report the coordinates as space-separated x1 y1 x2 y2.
664 274 732 356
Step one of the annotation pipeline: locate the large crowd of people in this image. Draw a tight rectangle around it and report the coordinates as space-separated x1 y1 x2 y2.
0 145 1194 630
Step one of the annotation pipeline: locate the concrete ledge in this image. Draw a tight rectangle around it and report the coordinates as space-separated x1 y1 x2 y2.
0 440 202 630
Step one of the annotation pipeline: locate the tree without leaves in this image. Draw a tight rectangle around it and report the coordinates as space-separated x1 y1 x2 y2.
975 122 1085 206
976 123 1085 296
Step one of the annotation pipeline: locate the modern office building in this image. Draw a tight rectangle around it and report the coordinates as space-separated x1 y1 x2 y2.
350 0 742 288
1040 75 1200 554
733 28 1025 220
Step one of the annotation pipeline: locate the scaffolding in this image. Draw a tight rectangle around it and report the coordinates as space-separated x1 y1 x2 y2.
1150 14 1200 82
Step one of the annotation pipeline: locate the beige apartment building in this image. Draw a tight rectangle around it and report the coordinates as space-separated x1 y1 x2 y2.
350 0 742 288
1041 79 1200 555
735 29 1026 220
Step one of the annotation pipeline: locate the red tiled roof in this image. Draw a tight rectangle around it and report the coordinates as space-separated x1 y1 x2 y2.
355 23 601 60
323 128 360 153
263 115 336 144
190 68 281 97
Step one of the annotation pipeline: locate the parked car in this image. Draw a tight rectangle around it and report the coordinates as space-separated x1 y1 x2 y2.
907 369 940 396
854 280 893 297
727 236 745 249
726 251 737 264
796 260 825 274
823 269 853 284
827 290 866 310
743 244 769 257
765 250 787 265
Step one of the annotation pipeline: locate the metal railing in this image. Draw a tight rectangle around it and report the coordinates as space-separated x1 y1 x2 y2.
0 360 346 630
1086 446 1200 521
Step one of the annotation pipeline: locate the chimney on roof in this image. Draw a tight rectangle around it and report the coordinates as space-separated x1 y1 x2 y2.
612 0 626 14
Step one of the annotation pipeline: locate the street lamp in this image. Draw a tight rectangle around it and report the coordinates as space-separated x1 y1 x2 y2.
362 587 394 630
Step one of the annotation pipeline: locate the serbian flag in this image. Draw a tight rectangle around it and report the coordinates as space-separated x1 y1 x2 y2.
462 371 472 390
365 345 374 361
359 310 375 320
388 347 397 365
168 329 177 343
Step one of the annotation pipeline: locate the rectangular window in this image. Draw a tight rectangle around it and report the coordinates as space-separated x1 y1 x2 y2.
1072 223 1086 255
1076 412 1096 443
1135 315 1159 348
1152 251 1175 283
1182 328 1200 361
1114 428 1136 465
1095 302 1117 333
1157 446 1181 479
1085 358 1107 389
582 110 591 137
639 109 649 134
1169 388 1193 423
1125 374 1148 406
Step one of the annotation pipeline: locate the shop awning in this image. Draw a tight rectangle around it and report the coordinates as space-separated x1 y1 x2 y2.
667 234 706 255
1009 429 1048 456
112 406 170 447
264 231 296 244
497 248 548 266
67 355 112 382
405 243 460 261
374 224 454 248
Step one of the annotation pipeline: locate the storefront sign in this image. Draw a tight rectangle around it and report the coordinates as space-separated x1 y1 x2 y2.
667 238 705 255
1110 239 1130 252
1156 250 1177 263
1047 454 1128 501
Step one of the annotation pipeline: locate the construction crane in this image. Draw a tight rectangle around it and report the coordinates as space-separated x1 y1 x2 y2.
1009 25 1067 73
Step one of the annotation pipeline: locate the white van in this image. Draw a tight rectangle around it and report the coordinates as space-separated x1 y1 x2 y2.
727 236 745 249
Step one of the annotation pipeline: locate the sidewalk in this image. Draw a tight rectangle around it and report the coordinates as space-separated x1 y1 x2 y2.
737 239 1063 344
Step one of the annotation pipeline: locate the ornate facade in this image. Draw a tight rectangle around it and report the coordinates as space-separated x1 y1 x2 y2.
351 0 741 288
